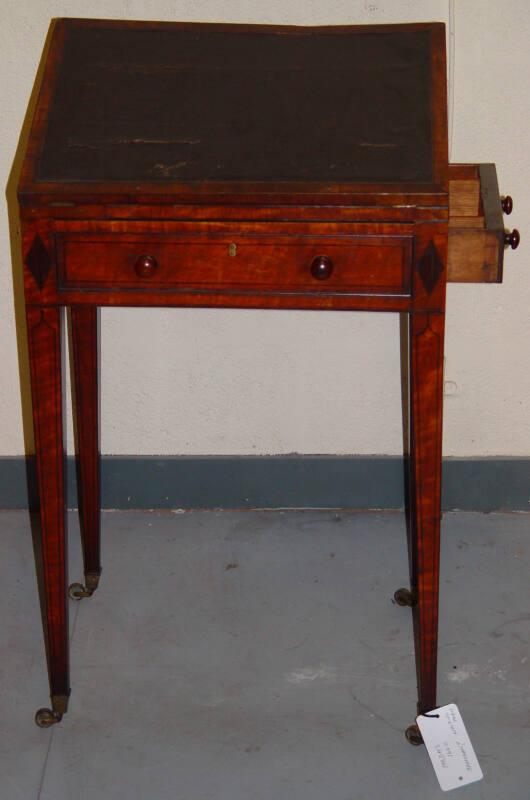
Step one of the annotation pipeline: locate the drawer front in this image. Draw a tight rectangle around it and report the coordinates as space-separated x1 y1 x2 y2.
57 232 412 296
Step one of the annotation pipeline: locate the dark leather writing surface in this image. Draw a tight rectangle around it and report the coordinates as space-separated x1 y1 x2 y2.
37 24 433 184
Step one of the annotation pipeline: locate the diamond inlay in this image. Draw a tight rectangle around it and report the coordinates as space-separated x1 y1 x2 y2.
418 240 443 295
25 234 51 289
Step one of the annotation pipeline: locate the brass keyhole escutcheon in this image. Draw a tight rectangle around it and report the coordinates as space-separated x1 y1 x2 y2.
228 242 237 257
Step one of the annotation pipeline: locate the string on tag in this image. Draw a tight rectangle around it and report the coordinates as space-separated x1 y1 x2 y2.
420 711 440 718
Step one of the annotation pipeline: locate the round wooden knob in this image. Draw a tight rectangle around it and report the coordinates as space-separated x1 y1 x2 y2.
501 195 513 215
310 255 334 280
134 254 158 277
504 229 520 250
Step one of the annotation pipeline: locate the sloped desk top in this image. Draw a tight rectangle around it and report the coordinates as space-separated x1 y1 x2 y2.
20 18 447 205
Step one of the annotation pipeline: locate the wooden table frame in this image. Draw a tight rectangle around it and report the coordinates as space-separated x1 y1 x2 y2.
16 19 515 741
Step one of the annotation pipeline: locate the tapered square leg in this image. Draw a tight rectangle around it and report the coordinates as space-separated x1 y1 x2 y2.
70 307 101 598
406 311 445 715
26 306 70 724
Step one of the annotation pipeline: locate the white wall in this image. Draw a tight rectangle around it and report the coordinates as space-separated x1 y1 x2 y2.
1 0 529 457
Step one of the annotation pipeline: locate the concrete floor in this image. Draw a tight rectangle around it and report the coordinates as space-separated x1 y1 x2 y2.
1 509 529 800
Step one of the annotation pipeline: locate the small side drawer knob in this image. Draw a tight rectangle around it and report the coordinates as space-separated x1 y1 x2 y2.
310 255 334 280
501 195 513 215
504 229 520 250
134 254 158 277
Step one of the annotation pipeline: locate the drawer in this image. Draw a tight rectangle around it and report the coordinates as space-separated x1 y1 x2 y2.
448 163 519 283
56 231 412 296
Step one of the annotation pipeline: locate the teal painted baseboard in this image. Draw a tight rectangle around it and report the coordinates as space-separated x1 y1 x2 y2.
0 455 528 511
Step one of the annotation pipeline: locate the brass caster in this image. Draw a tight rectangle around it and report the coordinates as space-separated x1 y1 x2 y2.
405 724 423 746
393 587 416 607
68 582 93 600
35 708 63 728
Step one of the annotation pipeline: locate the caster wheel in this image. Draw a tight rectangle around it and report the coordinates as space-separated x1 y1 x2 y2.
405 724 423 746
68 582 93 600
35 708 62 728
393 588 416 607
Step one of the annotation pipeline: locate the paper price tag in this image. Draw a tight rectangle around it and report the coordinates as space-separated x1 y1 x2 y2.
416 704 483 792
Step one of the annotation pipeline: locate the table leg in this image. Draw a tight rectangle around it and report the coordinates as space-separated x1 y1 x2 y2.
26 306 70 727
69 307 101 600
396 311 445 743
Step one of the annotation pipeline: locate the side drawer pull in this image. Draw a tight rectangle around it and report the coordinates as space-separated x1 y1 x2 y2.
504 229 520 250
310 255 334 280
134 254 158 277
501 195 513 215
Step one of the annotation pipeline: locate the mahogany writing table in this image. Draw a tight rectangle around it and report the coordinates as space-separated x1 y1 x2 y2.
17 18 518 740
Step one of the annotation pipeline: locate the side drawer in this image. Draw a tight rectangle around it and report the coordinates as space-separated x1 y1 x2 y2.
56 228 413 296
448 163 518 283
